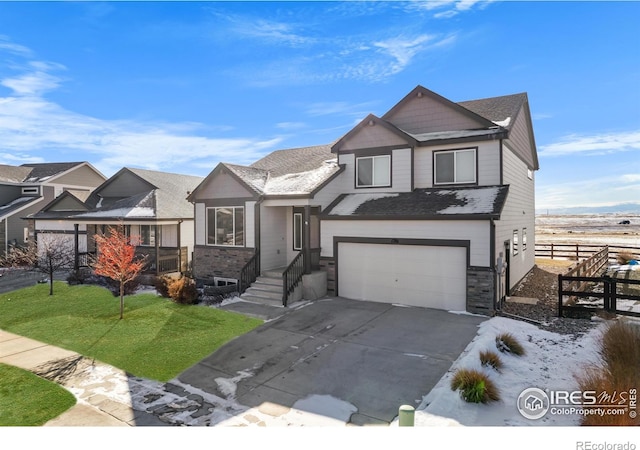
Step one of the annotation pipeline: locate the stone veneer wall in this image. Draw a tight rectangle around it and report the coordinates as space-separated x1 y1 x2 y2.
193 246 255 282
319 257 336 296
467 266 495 315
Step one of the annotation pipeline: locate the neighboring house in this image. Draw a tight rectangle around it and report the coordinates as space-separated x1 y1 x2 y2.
0 162 106 257
32 167 203 275
190 85 539 314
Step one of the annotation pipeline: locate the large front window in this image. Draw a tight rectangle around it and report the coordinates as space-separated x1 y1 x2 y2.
434 148 476 184
207 207 244 246
356 155 391 187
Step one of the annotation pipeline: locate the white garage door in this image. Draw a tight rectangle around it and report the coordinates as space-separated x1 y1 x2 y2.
338 243 467 311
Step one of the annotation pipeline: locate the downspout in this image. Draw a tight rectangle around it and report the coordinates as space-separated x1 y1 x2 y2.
177 219 183 274
303 205 311 274
490 218 498 311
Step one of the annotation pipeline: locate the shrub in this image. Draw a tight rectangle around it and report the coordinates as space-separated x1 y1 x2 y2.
154 275 172 298
66 269 91 285
479 350 503 372
495 332 525 356
450 368 500 403
167 276 198 305
576 321 640 426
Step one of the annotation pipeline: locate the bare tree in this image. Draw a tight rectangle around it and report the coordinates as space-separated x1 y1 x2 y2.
1 234 75 295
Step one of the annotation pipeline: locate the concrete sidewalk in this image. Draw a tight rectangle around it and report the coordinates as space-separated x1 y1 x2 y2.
0 330 164 426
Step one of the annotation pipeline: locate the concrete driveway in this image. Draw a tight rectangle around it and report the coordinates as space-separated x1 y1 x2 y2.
178 297 486 425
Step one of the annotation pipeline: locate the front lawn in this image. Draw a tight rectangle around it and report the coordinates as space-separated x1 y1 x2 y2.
0 282 263 381
0 363 76 426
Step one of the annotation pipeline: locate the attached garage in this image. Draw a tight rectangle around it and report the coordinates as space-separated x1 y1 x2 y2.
337 241 468 311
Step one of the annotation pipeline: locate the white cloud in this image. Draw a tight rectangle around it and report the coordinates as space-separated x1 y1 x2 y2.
374 34 436 74
539 130 640 157
0 35 32 57
407 0 494 18
0 48 282 176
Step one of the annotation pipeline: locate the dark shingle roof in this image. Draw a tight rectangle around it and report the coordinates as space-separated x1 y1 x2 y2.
21 162 85 182
324 185 509 219
458 93 528 129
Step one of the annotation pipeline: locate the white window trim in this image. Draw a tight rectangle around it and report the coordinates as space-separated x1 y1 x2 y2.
513 229 519 256
21 186 40 195
214 277 238 287
523 228 528 251
293 212 303 251
206 206 244 247
434 148 477 185
356 154 391 188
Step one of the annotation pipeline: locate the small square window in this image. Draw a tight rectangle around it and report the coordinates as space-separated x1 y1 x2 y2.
356 155 390 187
434 149 476 185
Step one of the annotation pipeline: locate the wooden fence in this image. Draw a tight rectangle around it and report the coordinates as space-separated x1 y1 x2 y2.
558 274 640 318
556 244 640 318
536 243 640 263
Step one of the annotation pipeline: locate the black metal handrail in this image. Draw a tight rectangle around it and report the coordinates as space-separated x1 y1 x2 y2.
283 251 304 307
239 250 260 295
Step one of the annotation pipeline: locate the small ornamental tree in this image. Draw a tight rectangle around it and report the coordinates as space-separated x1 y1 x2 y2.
1 234 74 296
92 225 147 319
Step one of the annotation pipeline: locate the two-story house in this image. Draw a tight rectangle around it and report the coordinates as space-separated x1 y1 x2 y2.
0 162 106 257
189 85 538 314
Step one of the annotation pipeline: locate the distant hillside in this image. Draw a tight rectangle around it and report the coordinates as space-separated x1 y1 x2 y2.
536 203 640 215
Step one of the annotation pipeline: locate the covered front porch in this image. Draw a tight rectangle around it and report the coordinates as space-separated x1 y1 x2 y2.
67 221 189 276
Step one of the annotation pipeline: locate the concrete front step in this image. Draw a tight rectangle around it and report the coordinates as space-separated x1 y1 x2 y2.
239 294 283 307
243 286 283 301
254 276 282 287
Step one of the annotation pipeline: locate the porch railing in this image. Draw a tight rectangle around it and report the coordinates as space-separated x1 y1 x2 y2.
239 250 260 295
283 251 304 307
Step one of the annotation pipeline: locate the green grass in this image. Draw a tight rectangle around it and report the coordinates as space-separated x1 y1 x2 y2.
0 363 76 426
0 282 263 382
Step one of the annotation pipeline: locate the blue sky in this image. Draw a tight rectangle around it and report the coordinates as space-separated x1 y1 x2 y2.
0 1 638 211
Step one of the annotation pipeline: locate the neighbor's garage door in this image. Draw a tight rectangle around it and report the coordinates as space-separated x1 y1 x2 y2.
338 243 467 311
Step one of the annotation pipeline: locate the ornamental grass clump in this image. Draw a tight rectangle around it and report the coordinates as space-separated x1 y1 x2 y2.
479 350 504 372
576 321 640 426
450 368 500 404
495 332 525 356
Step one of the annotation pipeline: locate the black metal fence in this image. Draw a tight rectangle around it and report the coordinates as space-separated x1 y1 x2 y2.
558 274 640 318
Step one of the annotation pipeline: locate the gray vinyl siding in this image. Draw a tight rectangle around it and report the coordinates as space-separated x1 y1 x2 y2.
191 171 254 200
494 145 536 290
0 185 23 206
260 205 287 270
336 123 410 152
195 203 205 246
321 219 491 267
98 171 153 197
384 94 485 134
7 186 55 246
505 107 537 169
51 164 105 188
313 170 350 211
414 141 501 188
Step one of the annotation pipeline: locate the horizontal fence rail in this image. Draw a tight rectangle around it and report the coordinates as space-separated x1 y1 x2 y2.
558 274 640 318
536 243 640 263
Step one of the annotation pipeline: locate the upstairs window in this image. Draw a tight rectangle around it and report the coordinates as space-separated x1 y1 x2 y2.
434 148 476 185
356 155 391 188
207 207 244 247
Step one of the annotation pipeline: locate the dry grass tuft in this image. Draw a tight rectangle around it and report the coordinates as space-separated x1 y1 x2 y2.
495 333 526 356
479 350 503 372
576 321 640 426
450 368 500 404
